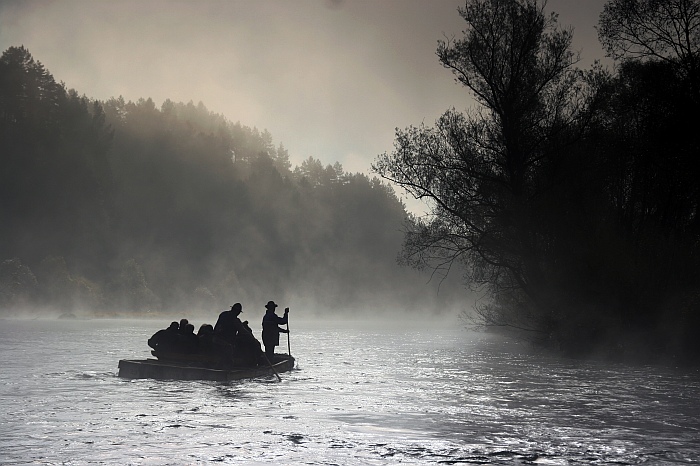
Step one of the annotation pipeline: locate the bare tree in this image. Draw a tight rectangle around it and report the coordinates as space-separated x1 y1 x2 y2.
598 0 700 97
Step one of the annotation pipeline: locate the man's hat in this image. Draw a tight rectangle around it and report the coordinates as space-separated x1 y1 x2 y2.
265 300 278 309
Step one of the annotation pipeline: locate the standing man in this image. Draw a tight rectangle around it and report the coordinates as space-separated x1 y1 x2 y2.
261 300 288 361
214 303 243 344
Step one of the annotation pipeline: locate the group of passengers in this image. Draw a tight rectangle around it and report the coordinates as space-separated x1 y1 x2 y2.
147 301 289 367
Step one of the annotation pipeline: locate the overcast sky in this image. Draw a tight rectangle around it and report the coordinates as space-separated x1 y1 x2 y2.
1 0 609 200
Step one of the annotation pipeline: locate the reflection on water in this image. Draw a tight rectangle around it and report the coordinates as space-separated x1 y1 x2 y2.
0 318 699 464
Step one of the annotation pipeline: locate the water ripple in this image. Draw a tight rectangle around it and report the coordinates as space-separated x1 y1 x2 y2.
1 320 699 464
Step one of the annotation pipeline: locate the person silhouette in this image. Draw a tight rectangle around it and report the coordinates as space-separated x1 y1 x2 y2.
147 321 179 352
261 300 288 361
214 303 243 344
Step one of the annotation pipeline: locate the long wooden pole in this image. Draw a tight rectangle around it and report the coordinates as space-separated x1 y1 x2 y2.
262 352 282 382
286 316 291 357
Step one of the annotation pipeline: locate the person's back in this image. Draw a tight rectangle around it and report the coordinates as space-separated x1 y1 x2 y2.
197 324 215 352
232 319 262 366
178 318 189 334
214 304 242 344
178 323 199 354
148 322 179 352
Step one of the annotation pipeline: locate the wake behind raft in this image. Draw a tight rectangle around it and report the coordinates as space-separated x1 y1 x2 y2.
118 306 295 381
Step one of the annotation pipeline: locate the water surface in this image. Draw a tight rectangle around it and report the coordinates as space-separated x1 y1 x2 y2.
0 318 698 464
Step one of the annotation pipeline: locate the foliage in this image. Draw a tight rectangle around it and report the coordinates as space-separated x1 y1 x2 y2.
598 0 700 109
598 1 699 69
0 46 463 316
0 258 38 308
374 0 700 363
374 0 595 327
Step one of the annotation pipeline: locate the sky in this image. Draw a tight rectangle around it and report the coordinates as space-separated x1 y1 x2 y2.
0 0 610 209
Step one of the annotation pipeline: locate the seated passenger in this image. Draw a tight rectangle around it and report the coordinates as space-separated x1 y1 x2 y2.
178 323 199 354
178 318 189 334
148 321 179 352
197 323 215 353
198 323 214 337
234 319 263 367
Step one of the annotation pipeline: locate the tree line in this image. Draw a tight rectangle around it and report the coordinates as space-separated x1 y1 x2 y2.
0 45 464 317
374 0 700 364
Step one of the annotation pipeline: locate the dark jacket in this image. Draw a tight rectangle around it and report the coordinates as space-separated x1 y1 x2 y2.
148 327 178 351
262 310 288 347
214 310 240 343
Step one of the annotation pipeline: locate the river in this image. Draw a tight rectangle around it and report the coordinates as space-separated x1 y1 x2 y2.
0 317 698 465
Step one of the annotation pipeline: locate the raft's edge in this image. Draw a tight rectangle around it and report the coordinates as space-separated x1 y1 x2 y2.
117 356 294 381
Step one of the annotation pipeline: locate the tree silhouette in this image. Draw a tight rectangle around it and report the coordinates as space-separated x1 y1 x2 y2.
0 46 463 317
374 0 595 333
374 0 700 362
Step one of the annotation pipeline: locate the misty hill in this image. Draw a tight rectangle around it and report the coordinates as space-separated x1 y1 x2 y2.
0 46 464 317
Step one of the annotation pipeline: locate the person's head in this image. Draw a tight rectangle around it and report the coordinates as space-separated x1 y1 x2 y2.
231 303 242 314
168 321 179 331
184 323 195 334
265 300 278 311
198 323 213 336
180 318 189 327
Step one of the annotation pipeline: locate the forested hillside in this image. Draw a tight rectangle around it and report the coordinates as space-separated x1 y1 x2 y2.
0 46 462 316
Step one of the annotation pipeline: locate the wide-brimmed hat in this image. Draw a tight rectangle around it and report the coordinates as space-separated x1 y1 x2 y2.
230 303 242 313
265 300 278 309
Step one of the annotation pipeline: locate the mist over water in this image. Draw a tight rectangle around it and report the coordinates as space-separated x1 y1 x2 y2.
1 317 698 465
